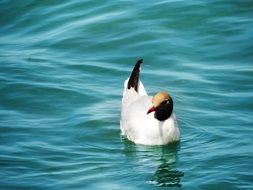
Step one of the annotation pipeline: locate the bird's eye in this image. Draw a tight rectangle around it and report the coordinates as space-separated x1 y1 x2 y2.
162 99 169 104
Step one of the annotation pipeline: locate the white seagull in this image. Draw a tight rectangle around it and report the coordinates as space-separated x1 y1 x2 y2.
120 59 180 145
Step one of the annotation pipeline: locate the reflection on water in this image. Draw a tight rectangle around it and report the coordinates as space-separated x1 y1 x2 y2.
150 157 184 187
149 143 184 188
122 137 184 188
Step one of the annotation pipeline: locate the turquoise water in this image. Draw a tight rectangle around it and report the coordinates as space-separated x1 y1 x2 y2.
0 0 253 189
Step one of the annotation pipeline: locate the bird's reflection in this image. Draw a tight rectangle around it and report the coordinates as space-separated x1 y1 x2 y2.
149 143 184 188
122 137 184 188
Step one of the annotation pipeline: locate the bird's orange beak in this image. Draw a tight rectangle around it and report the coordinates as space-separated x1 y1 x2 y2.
147 106 156 114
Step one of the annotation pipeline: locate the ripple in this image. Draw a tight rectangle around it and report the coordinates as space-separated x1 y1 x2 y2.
1 0 252 189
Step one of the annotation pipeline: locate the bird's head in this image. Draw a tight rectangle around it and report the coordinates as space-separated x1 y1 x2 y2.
147 92 173 121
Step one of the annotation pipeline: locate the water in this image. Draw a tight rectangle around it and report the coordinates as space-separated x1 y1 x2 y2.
0 0 252 189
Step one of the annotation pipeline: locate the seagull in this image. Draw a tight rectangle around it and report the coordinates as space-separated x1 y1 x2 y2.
120 59 180 145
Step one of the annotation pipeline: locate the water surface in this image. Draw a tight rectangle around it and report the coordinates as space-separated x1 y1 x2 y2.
0 0 253 189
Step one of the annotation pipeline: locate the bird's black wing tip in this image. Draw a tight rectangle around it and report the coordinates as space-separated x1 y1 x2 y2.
127 58 143 91
136 59 143 65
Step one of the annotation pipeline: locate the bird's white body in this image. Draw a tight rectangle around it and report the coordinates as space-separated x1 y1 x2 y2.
120 79 180 145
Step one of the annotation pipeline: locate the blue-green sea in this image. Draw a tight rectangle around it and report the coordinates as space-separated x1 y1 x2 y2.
0 0 253 189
